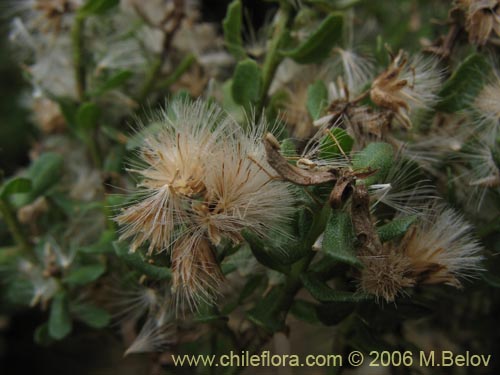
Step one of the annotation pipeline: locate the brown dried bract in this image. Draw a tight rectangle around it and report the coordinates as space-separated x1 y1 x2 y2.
370 50 414 129
264 133 339 186
350 185 383 256
459 0 500 45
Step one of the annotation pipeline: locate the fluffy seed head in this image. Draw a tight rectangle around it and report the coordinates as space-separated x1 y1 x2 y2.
115 100 233 254
115 100 295 311
370 51 443 128
401 207 484 285
360 206 483 302
473 75 500 139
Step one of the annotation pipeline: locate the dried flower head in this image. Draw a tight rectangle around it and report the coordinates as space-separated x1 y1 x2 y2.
314 77 392 147
360 206 483 302
115 100 295 310
458 0 500 45
370 51 443 128
115 100 233 254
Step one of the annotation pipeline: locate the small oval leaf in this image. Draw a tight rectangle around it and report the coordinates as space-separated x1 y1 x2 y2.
322 209 362 268
306 80 328 120
0 177 31 199
282 13 343 64
49 292 73 340
231 59 262 106
352 142 394 185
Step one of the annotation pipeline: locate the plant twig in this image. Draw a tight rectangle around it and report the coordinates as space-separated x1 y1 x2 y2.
137 0 185 102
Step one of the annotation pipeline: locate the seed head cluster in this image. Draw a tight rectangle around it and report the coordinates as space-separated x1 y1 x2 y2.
115 100 295 310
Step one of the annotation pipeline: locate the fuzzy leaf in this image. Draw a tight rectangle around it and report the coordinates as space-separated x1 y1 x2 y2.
71 303 111 328
223 0 246 60
113 241 172 280
306 80 328 120
49 292 73 340
282 13 343 64
231 59 262 106
318 128 354 159
0 177 31 199
352 142 394 185
436 54 490 113
322 209 362 268
377 215 417 243
241 230 291 274
301 273 370 302
63 264 106 286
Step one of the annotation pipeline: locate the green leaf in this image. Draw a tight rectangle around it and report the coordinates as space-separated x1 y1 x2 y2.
222 79 245 122
239 274 265 302
322 209 362 268
301 273 370 302
282 13 343 64
0 177 31 199
194 303 224 323
76 102 100 131
91 70 133 97
377 216 417 243
231 59 262 106
306 80 328 120
103 144 125 174
352 142 394 185
113 241 172 280
222 0 246 60
247 286 286 333
71 303 111 328
290 299 320 324
242 230 309 272
280 138 298 158
436 54 490 113
242 230 290 274
157 54 196 89
318 128 354 159
28 153 64 200
79 230 116 254
79 0 119 16
55 97 78 128
48 292 73 340
63 264 106 286
34 323 54 346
